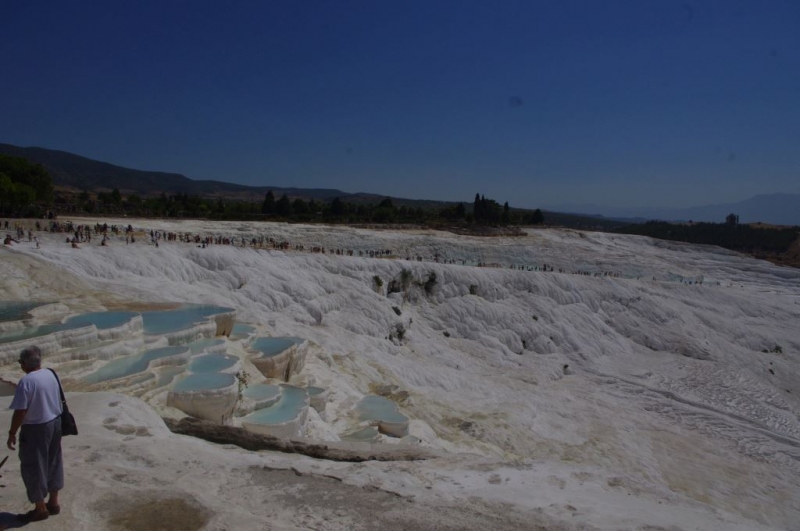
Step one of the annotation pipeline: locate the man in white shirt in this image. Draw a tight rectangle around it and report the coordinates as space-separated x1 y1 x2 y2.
7 346 64 523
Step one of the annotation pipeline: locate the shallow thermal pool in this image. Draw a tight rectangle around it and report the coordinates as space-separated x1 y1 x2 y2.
355 395 408 424
141 304 233 335
243 383 282 401
340 426 380 442
229 323 255 340
242 385 307 424
156 366 186 387
0 301 48 323
64 310 139 330
84 345 188 385
188 338 226 354
0 310 139 345
249 336 303 357
173 372 236 392
189 353 237 373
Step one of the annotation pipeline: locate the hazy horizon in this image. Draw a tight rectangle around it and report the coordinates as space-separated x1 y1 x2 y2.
2 1 799 210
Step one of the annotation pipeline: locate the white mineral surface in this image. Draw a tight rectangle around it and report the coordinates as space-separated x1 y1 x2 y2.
0 217 798 531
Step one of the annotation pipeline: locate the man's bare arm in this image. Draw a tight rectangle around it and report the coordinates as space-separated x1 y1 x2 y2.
7 409 27 450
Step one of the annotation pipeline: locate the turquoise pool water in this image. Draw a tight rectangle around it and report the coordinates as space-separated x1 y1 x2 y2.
128 372 155 386
307 386 325 396
189 353 237 373
0 310 139 345
243 383 282 401
142 305 233 335
156 366 186 387
243 386 307 424
249 337 303 357
355 396 408 424
173 372 235 392
0 302 47 323
188 338 225 354
0 322 64 344
65 311 139 330
84 345 188 385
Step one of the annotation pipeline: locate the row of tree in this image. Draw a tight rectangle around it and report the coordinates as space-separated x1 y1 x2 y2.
1 155 546 227
57 189 546 226
616 219 798 254
0 155 54 216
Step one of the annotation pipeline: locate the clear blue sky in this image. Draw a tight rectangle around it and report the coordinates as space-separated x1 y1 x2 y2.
1 0 798 209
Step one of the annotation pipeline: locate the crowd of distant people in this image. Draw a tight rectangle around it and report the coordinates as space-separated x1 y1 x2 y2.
3 217 713 285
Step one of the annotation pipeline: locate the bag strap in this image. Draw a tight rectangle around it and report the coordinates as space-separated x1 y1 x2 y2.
48 368 68 407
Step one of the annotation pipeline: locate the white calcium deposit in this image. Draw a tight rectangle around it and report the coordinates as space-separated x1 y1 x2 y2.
1 217 799 531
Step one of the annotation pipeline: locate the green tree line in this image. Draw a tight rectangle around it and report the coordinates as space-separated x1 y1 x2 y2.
0 154 54 215
59 188 546 227
615 220 799 254
0 154 546 227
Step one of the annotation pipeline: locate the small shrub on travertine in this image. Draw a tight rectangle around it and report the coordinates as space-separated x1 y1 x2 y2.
423 272 437 295
235 370 250 401
400 269 413 290
387 269 415 301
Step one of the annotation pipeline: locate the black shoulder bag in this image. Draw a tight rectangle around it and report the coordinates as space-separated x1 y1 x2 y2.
48 369 78 436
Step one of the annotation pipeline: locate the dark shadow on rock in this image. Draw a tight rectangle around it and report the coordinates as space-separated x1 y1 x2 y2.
0 511 25 529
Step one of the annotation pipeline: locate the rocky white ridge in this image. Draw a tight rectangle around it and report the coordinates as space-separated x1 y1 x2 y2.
0 217 798 531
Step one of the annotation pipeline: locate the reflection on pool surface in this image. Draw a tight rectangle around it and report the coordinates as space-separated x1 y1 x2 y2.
188 338 225 354
65 311 140 330
0 310 139 345
84 345 188 385
230 324 255 340
341 426 380 442
249 337 303 357
142 305 233 335
243 383 282 401
189 353 237 373
355 396 408 424
173 372 235 392
0 302 48 323
243 386 307 424
156 366 186 387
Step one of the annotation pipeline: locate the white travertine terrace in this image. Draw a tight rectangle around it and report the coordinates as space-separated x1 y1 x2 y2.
0 302 312 429
240 408 309 438
0 314 144 363
240 385 310 438
236 384 282 417
375 417 409 438
148 348 194 370
307 386 329 414
249 340 308 381
167 373 239 424
2 217 799 530
157 310 234 346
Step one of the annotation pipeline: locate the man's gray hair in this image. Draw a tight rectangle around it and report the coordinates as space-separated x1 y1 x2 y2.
19 346 42 370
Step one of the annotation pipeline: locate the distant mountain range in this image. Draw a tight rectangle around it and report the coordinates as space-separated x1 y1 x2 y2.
0 143 349 202
549 194 800 226
2 142 798 226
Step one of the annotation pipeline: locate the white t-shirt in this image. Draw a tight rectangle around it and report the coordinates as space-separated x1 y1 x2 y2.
9 369 63 425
